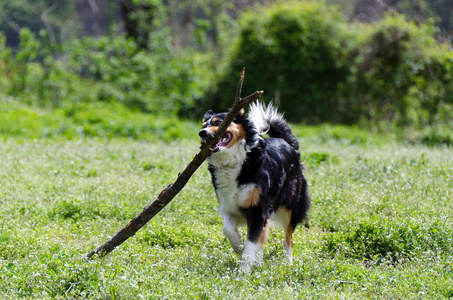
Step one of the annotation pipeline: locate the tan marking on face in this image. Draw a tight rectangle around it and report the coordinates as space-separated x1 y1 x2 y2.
211 117 219 125
206 126 218 136
242 186 261 208
257 220 270 245
226 123 246 148
202 122 207 128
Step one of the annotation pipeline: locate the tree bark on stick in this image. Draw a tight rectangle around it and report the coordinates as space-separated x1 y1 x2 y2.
86 68 263 260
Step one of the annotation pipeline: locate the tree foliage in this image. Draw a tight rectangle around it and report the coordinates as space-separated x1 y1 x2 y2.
0 0 453 130
210 1 453 127
0 0 78 47
212 2 350 123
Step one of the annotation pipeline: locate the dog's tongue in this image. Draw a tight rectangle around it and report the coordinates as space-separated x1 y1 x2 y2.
210 132 232 152
219 132 232 146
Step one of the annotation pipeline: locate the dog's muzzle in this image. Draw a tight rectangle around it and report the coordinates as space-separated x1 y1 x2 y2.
199 129 233 152
198 129 213 142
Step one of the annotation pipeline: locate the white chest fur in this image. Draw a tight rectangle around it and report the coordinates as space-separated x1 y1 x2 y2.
207 141 255 218
214 168 257 216
207 140 247 168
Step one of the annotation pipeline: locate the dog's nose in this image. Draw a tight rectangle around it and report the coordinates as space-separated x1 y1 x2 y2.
199 129 208 139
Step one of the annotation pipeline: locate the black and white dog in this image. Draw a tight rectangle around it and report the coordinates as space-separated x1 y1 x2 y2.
199 102 310 271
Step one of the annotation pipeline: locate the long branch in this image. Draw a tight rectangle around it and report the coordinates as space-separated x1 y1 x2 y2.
86 68 263 260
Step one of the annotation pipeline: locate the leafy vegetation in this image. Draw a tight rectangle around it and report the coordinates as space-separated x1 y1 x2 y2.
0 97 198 141
213 1 453 127
213 2 350 123
0 29 215 119
1 1 453 129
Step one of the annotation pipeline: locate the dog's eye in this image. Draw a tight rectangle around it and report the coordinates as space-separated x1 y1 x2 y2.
214 120 222 126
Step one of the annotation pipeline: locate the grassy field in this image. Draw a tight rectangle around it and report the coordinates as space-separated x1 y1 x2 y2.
0 130 452 299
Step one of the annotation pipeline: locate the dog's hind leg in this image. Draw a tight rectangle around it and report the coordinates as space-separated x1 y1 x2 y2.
273 207 295 264
220 213 244 254
283 223 295 265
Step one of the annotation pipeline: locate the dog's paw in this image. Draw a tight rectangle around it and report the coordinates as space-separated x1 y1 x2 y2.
286 255 293 265
238 262 251 274
232 243 244 254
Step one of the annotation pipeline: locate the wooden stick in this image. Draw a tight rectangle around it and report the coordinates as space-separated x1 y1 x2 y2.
85 68 263 260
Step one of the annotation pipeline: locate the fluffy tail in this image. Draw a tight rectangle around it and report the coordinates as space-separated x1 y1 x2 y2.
248 102 299 151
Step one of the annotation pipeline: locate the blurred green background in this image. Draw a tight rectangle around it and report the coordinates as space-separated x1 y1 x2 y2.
0 0 452 142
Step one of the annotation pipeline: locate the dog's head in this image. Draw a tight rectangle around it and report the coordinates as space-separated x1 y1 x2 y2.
199 109 258 153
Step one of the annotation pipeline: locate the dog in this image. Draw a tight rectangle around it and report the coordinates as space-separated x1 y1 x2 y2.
199 102 310 272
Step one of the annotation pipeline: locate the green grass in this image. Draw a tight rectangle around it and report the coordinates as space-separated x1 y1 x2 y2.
1 131 452 299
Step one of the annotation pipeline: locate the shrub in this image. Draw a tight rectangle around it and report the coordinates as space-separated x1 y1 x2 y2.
418 125 453 146
344 16 453 127
1 30 215 118
0 32 13 91
67 35 215 116
323 217 453 261
211 1 453 128
212 1 350 123
302 152 339 165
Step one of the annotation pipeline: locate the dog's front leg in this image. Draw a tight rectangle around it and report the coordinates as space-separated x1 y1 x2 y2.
240 210 269 273
220 213 244 253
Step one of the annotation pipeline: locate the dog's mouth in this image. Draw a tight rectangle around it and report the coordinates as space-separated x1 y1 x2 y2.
210 132 233 152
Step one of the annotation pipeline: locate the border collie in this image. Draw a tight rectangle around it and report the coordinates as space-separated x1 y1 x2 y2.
199 102 310 272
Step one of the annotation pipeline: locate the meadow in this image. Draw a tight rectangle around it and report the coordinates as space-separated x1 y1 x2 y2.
1 1 453 298
1 125 452 299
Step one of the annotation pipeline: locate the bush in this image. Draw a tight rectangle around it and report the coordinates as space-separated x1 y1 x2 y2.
323 217 453 262
211 1 453 127
418 125 453 146
0 30 215 118
67 35 215 116
344 16 453 127
212 1 350 123
2 3 453 130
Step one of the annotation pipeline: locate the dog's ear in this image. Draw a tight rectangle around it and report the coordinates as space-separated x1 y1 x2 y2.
203 110 214 122
228 108 244 116
231 108 245 123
